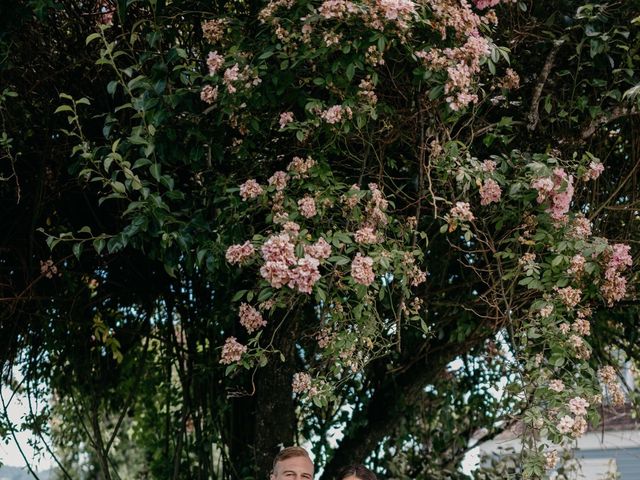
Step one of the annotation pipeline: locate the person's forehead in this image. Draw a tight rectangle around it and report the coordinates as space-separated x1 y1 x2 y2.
277 455 314 472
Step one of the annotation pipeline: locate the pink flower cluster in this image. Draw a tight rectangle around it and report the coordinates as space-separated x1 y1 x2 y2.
569 215 592 238
351 253 375 285
239 303 267 333
548 379 565 392
472 0 500 9
355 226 379 244
321 105 353 124
279 111 294 129
226 241 255 264
287 156 316 179
374 0 416 28
304 237 332 260
555 286 582 309
583 161 604 181
268 171 288 191
481 159 496 172
259 233 323 294
220 337 247 364
200 85 219 104
531 168 574 221
298 196 317 218
319 0 358 19
207 51 225 75
500 68 520 90
567 254 586 277
202 19 227 43
450 202 474 222
292 372 318 396
599 365 625 406
239 179 263 200
601 243 632 306
479 178 501 205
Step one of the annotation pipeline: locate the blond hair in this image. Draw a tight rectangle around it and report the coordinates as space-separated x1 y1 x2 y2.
272 446 312 473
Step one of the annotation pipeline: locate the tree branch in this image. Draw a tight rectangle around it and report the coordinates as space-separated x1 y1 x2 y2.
527 39 565 131
580 105 639 139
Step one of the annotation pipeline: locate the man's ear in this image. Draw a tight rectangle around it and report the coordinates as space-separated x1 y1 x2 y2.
269 471 275 480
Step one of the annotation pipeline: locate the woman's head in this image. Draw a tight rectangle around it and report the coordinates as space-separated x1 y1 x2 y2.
337 464 378 480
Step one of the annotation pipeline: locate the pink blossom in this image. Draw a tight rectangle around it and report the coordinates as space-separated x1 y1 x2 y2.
472 0 500 9
279 111 294 129
239 303 267 333
500 68 520 89
531 177 555 203
292 372 313 394
298 196 317 218
351 253 375 286
555 286 582 309
557 415 574 434
40 259 60 279
200 85 219 104
545 450 558 469
239 179 263 200
375 0 416 28
450 202 474 222
539 304 554 318
268 171 288 191
610 243 632 271
260 261 291 288
598 366 617 385
479 178 502 205
583 161 604 181
572 318 591 336
206 51 225 75
481 159 496 172
261 233 296 265
409 268 427 287
282 221 300 237
220 337 247 364
225 241 255 264
304 237 332 260
569 215 592 238
319 0 357 19
287 156 316 178
288 255 321 294
568 397 589 417
549 380 565 393
321 105 352 124
223 63 240 93
202 19 226 43
572 416 588 437
354 226 379 244
567 254 586 276
601 273 627 306
559 322 570 334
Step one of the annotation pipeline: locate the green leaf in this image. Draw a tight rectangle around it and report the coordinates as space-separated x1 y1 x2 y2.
54 105 74 114
86 32 101 45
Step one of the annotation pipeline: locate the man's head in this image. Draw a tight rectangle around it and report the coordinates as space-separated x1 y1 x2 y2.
270 446 314 480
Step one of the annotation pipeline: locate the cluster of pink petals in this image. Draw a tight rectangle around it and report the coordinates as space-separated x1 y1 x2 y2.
472 0 500 9
532 168 574 221
304 237 332 260
583 161 605 181
450 202 474 222
548 379 565 392
555 286 582 309
351 253 375 285
239 179 263 200
288 255 321 293
287 156 316 179
569 215 592 238
282 221 300 237
479 178 501 205
261 233 296 264
568 397 589 416
365 184 389 227
481 159 496 172
202 19 226 43
298 196 317 218
260 261 291 288
223 63 240 93
207 51 225 75
374 0 416 28
239 303 267 333
226 241 255 264
220 337 247 364
200 85 219 104
40 259 60 279
354 226 379 244
567 254 586 276
268 171 288 191
500 68 520 89
279 111 294 129
321 105 353 124
319 0 358 19
292 372 317 396
601 243 632 305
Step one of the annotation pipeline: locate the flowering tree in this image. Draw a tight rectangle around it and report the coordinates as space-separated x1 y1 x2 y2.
0 0 638 479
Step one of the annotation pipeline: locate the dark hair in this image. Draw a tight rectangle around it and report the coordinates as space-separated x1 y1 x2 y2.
272 446 312 473
336 464 377 480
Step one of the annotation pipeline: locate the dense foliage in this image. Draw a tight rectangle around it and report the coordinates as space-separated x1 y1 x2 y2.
1 0 638 479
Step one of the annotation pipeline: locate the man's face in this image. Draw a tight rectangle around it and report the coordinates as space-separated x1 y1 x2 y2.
270 455 314 480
